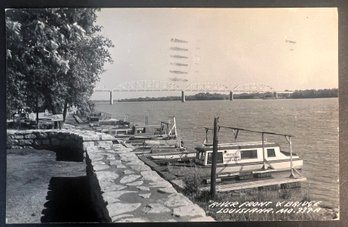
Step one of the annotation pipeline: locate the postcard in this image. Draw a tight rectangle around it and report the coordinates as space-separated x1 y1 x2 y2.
5 7 339 223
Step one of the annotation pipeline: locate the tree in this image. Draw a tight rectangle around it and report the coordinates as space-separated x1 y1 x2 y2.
6 8 113 125
6 18 26 117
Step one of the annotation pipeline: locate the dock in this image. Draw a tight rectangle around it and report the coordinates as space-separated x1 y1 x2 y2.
135 153 306 194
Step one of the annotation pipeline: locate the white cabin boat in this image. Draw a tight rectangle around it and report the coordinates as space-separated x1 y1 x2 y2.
195 141 303 175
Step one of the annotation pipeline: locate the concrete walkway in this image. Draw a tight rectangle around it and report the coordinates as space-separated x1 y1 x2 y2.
6 149 88 223
87 143 214 222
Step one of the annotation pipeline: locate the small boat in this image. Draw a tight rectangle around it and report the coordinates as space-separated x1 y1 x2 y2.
194 125 304 179
195 141 303 175
139 138 196 162
146 138 195 161
128 116 178 143
133 117 197 161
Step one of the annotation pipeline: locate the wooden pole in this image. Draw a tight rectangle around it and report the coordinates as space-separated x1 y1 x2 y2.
288 136 295 178
210 117 219 198
261 132 266 169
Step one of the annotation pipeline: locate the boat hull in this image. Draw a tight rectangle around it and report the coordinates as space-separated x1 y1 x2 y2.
198 159 303 176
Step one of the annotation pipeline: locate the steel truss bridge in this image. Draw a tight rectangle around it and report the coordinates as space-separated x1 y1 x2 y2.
94 80 292 104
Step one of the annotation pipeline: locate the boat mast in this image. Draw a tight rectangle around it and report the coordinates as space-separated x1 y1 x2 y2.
172 117 177 138
166 116 177 138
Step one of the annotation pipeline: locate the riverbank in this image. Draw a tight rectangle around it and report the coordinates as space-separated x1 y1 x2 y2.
6 102 338 221
7 124 339 222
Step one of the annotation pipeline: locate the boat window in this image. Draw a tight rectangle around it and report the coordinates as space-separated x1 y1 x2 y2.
241 150 257 159
197 151 205 161
207 152 224 164
267 149 276 157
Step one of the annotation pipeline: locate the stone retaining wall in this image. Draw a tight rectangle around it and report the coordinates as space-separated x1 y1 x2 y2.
85 143 214 222
7 129 214 222
7 129 115 151
7 129 116 221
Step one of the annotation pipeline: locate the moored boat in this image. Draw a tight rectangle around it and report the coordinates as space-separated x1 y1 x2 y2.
193 124 305 180
195 141 303 176
128 116 179 143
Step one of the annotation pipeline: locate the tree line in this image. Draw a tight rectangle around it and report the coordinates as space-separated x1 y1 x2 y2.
290 89 338 99
6 9 113 124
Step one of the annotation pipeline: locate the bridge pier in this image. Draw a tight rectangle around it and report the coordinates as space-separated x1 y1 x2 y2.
274 92 278 99
229 91 234 101
109 91 113 105
181 91 185 102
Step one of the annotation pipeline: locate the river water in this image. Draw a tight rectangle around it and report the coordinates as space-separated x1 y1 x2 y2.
94 98 339 208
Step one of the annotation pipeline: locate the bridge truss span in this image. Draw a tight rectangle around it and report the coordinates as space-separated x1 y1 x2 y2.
93 80 289 104
233 83 274 94
184 82 230 92
95 80 277 94
113 80 183 92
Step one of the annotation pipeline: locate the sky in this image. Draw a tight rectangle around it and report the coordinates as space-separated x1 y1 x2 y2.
91 8 338 100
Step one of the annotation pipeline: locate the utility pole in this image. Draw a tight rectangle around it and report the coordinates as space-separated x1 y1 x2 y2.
210 117 219 198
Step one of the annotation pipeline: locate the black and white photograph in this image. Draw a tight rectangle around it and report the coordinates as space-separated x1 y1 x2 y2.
5 7 339 223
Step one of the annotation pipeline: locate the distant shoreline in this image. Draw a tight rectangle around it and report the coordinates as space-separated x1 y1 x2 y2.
92 89 338 103
92 97 338 103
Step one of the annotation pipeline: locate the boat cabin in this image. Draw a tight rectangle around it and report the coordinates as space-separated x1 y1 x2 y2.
195 141 303 171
